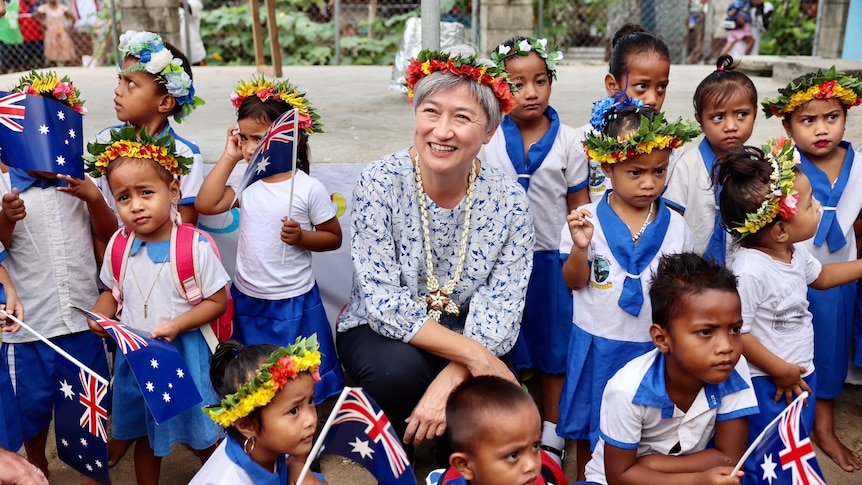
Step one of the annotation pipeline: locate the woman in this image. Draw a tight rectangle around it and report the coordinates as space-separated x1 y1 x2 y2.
336 47 535 451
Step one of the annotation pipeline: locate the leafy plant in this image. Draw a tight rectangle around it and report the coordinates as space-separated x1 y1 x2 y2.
760 0 815 55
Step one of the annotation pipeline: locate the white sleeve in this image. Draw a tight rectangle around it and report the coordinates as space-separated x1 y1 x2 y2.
197 239 231 298
306 177 337 226
598 377 643 450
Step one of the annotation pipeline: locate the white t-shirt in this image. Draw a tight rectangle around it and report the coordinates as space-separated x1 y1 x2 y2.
479 122 589 251
732 245 821 378
585 349 759 484
559 201 695 342
234 171 336 299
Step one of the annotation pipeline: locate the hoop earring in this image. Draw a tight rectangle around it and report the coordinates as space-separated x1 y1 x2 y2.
243 436 256 454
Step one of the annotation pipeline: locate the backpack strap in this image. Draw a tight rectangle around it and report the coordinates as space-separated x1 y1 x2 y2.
107 227 135 317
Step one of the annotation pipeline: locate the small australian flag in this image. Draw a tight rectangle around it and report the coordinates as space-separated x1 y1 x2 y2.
72 306 203 424
54 354 111 484
0 91 84 179
235 107 297 198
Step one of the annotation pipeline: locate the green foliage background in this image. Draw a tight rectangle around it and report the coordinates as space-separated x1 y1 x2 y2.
760 0 816 56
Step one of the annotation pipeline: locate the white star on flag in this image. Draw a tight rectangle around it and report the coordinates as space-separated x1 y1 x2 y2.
86 464 93 472
64 139 69 145
69 129 76 138
56 155 65 166
150 358 159 369
761 453 777 484
61 438 69 447
349 437 375 459
176 368 185 378
80 437 88 447
146 381 154 392
162 392 171 403
39 125 49 135
255 156 270 174
57 110 64 120
59 380 74 399
95 460 103 468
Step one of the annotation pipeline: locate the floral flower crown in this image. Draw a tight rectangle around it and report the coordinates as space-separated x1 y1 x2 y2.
84 125 192 178
13 70 85 113
203 335 322 428
491 37 563 80
733 137 800 236
230 76 323 134
762 66 862 118
404 49 517 115
583 95 700 165
118 30 205 122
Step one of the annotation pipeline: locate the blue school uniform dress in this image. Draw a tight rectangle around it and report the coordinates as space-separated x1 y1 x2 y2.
0 259 22 452
479 107 588 373
557 193 694 447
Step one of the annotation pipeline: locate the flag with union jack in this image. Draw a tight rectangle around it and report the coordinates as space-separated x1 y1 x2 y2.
738 392 826 485
54 353 111 484
317 387 416 485
0 91 84 179
235 108 297 198
71 306 203 424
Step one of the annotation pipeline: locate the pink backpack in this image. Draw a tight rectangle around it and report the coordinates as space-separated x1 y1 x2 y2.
107 223 233 351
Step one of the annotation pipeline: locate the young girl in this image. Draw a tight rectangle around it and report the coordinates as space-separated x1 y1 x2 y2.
665 55 757 264
195 76 343 403
761 68 862 472
191 337 324 485
479 35 587 466
35 0 76 66
85 127 230 485
581 23 682 202
712 139 862 483
558 98 699 479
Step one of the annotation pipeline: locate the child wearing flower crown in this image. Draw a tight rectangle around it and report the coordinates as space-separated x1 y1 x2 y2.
95 30 207 226
479 35 587 468
558 99 699 480
579 24 685 202
761 68 862 473
195 76 343 404
665 55 758 264
712 139 862 483
0 71 115 478
85 127 230 485
191 336 325 485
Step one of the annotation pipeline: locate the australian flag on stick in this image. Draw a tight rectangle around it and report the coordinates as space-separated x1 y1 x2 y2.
235 107 297 199
733 392 826 484
0 91 84 179
54 354 111 484
299 387 416 485
72 306 203 424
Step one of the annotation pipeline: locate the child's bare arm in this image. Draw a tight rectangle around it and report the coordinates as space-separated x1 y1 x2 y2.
567 188 589 212
88 291 119 339
195 127 242 215
286 455 326 485
150 287 227 342
562 208 593 290
605 443 742 485
57 174 118 244
810 258 862 290
635 418 748 473
741 333 810 404
282 216 342 252
0 266 23 331
0 189 24 248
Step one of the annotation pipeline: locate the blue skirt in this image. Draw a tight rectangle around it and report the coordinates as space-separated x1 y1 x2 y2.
112 330 220 456
557 325 654 448
808 283 855 399
0 356 22 451
511 250 573 374
231 284 344 403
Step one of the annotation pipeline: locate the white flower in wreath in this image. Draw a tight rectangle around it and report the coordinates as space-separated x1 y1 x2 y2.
537 38 548 50
517 39 531 53
145 48 175 74
164 71 192 97
497 44 510 55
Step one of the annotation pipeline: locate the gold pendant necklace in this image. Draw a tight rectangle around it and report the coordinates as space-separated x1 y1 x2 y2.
130 248 170 319
413 153 477 321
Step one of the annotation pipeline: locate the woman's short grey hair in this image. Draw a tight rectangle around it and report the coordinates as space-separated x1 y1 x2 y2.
411 45 504 130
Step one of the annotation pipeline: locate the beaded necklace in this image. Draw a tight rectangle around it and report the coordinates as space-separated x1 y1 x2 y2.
611 192 654 243
413 153 477 321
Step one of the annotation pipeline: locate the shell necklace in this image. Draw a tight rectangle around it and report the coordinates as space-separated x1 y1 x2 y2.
413 152 477 321
611 192 655 243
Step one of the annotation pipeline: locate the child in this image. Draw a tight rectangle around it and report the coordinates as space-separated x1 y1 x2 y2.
558 98 700 479
578 252 757 485
480 35 587 466
432 375 566 485
719 1 754 58
665 55 758 264
712 139 862 483
0 72 114 477
191 337 325 485
85 127 229 485
579 24 682 202
195 76 343 403
761 68 862 472
35 0 76 66
96 30 206 226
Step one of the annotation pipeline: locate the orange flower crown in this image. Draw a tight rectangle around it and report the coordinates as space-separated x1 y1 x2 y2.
84 125 192 178
762 66 862 118
404 49 517 115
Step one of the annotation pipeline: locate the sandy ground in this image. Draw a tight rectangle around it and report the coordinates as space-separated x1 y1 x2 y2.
2 63 861 484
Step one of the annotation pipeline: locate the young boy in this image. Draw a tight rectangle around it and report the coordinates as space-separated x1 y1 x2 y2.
428 376 567 485
579 253 758 485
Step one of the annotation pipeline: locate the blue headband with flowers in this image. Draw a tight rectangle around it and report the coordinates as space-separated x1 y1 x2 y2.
118 31 205 122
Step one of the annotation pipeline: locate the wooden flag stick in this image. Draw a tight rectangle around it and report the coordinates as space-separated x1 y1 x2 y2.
283 108 299 265
295 386 352 484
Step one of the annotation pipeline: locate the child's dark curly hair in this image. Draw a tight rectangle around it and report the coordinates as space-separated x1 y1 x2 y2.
693 55 758 119
650 252 738 329
608 23 670 85
602 104 661 138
